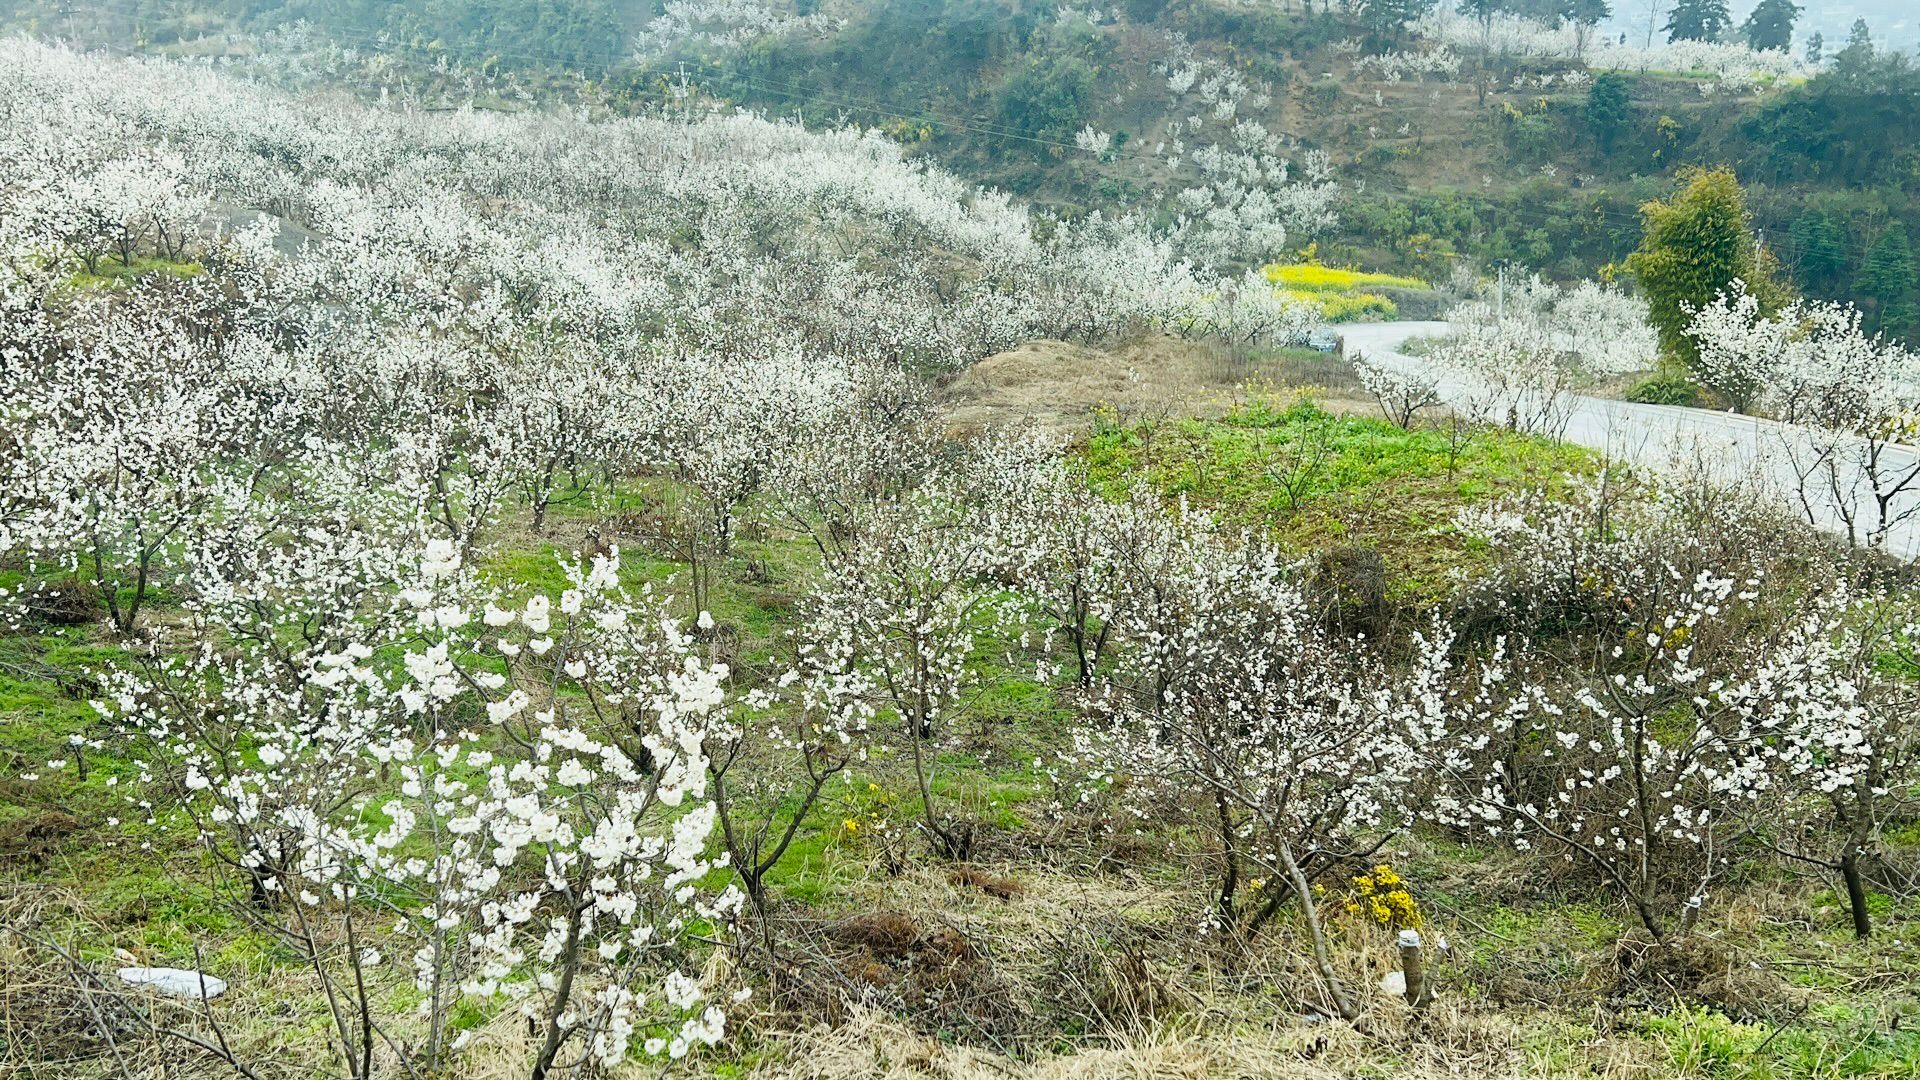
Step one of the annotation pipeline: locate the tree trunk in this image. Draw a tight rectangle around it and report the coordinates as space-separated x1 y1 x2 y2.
1276 841 1359 1021
1841 850 1872 940
530 898 587 1080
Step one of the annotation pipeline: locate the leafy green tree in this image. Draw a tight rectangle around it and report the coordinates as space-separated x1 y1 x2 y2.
1359 0 1436 43
1663 0 1731 42
1857 228 1917 336
994 53 1097 145
1834 18 1875 73
1562 0 1611 57
1626 167 1782 371
1741 0 1799 52
1805 31 1822 64
1788 211 1849 289
1585 72 1631 151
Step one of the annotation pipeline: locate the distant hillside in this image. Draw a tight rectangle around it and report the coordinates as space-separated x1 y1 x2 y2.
692 0 1918 331
7 0 1914 333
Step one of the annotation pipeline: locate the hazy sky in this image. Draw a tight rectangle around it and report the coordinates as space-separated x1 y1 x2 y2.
1604 0 1914 53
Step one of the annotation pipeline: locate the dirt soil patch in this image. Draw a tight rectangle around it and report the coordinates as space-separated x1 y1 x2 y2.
942 336 1372 433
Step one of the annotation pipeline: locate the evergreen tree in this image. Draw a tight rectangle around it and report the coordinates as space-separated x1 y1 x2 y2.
1626 167 1783 371
1360 0 1437 42
1663 0 1731 42
1834 18 1875 71
1741 0 1798 52
1789 210 1849 290
1857 228 1917 336
1585 72 1631 152
1805 31 1823 65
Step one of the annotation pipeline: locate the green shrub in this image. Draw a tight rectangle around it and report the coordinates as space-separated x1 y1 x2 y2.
1626 376 1703 407
994 53 1097 144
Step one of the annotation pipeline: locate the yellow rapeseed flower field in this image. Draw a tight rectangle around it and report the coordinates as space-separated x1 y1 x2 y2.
1264 262 1427 323
1264 263 1427 292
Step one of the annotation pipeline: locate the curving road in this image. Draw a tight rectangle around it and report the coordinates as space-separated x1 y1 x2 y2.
1338 322 1920 559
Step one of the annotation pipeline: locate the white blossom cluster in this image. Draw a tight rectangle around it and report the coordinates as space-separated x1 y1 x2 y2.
1148 37 1338 269
1353 352 1442 429
1442 482 1918 940
1413 8 1810 87
1689 282 1920 426
1387 274 1653 438
986 454 1916 959
1344 44 1464 82
1687 282 1920 547
91 526 743 1069
633 0 838 58
0 37 1230 375
1454 272 1658 376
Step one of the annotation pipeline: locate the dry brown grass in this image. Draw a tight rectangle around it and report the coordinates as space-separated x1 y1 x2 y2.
0 880 579 1079
713 859 1697 1080
737 988 1673 1079
941 337 1372 434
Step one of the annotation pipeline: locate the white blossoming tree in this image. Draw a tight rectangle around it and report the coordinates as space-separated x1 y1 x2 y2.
1436 484 1909 944
97 537 741 1075
1073 505 1443 1020
1688 285 1920 548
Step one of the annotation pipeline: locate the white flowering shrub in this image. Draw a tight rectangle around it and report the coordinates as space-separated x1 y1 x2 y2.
1417 275 1655 439
1354 350 1442 428
1425 318 1581 437
995 464 1146 689
1040 495 1458 1018
1454 271 1658 376
630 0 844 58
1687 283 1920 548
1413 8 1810 85
1759 593 1920 940
786 440 1047 860
1349 46 1463 82
96 538 741 1073
1438 481 1914 942
1074 124 1114 157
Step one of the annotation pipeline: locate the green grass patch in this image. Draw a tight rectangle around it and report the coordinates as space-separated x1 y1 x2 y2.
1080 397 1596 600
65 255 203 289
1639 1002 1920 1079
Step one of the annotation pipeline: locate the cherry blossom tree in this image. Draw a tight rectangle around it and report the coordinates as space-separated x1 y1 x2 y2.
1071 504 1444 1019
1747 591 1920 939
1354 349 1442 429
1688 285 1920 548
790 442 1046 860
95 538 741 1075
1426 317 1581 437
1437 482 1893 942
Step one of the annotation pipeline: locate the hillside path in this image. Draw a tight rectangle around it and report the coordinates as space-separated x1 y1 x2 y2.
1339 321 1920 558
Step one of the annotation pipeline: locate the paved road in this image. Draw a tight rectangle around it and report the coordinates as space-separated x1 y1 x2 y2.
1339 322 1920 559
